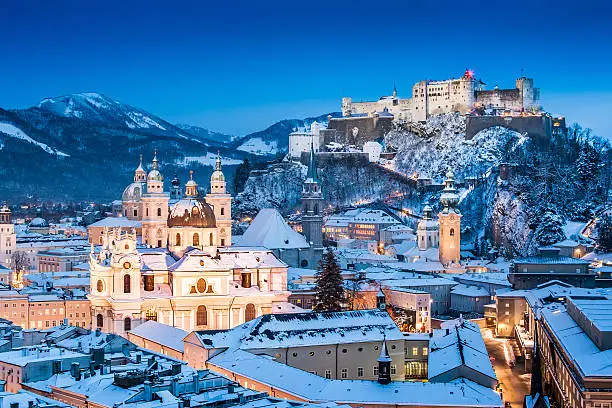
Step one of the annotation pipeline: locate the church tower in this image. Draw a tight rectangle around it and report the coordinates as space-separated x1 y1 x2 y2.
0 203 16 269
134 155 147 183
377 339 392 384
417 202 439 250
141 151 169 248
205 154 232 247
438 169 461 266
301 145 323 250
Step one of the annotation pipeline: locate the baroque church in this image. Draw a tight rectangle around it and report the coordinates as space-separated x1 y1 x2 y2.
89 153 292 336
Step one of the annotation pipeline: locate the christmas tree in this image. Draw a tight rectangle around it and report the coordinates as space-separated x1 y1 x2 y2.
313 249 346 312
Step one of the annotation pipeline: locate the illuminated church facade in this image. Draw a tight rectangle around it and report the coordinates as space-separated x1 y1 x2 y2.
89 154 290 336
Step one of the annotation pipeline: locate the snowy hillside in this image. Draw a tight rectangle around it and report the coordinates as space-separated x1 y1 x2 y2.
385 114 529 179
0 122 69 156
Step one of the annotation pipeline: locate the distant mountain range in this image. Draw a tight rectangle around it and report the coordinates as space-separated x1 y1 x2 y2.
0 92 337 202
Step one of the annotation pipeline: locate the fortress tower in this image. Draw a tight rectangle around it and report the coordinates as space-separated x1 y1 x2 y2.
417 202 439 250
438 169 461 266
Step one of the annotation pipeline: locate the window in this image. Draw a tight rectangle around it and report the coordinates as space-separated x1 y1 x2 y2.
373 366 379 376
133 209 137 217
157 208 162 217
123 275 131 293
309 351 315 356
245 303 256 321
145 309 157 321
196 305 207 326
144 275 154 292
220 239 225 246
96 280 104 293
325 370 331 379
340 368 348 379
176 233 181 246
450 228 455 236
209 233 214 246
391 365 397 375
124 317 131 331
357 367 364 377
146 208 149 217
193 233 200 247
157 240 162 248
220 207 225 216
422 347 428 356
96 314 103 328
196 278 207 293
412 347 418 356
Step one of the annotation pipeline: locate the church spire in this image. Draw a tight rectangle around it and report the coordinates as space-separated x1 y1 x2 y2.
392 82 397 98
134 154 147 182
306 142 319 183
185 170 198 197
215 150 222 172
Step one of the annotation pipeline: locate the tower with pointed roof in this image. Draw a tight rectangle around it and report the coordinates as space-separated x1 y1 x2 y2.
134 154 147 183
301 145 324 257
141 152 169 248
377 338 392 384
205 154 232 247
0 203 16 269
438 168 461 266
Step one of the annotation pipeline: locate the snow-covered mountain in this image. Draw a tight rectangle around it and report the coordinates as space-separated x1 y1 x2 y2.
0 93 247 201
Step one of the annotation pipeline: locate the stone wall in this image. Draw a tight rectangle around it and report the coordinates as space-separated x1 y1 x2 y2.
465 115 559 141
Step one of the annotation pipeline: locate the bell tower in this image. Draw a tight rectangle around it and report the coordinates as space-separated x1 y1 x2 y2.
438 169 461 266
0 203 16 273
205 154 232 247
301 145 323 250
142 152 169 248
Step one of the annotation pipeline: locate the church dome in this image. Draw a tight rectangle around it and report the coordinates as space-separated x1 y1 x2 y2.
168 198 216 228
122 182 144 201
211 169 225 182
148 169 163 182
29 217 48 228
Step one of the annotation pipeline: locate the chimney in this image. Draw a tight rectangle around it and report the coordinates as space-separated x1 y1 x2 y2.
170 378 179 396
144 381 153 402
52 360 61 375
71 362 81 380
192 373 200 394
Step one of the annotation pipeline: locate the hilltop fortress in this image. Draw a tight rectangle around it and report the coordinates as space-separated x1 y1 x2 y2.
342 69 540 121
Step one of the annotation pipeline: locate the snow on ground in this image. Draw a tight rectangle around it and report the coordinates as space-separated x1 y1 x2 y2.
177 152 242 167
0 122 69 156
564 221 587 239
237 137 278 155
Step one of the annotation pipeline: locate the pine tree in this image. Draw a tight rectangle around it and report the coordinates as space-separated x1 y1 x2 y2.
597 213 612 252
533 210 566 247
233 158 252 194
313 249 346 312
577 144 602 183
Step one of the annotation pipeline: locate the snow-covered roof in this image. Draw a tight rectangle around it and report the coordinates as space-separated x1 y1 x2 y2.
88 217 142 228
450 284 490 298
0 347 88 367
514 254 589 265
128 320 187 352
237 208 310 249
208 348 502 407
428 320 496 383
195 310 403 350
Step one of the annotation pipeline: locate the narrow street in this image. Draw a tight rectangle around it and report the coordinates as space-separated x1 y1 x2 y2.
482 329 531 407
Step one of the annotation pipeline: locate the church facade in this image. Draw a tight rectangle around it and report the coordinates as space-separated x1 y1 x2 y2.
88 153 290 336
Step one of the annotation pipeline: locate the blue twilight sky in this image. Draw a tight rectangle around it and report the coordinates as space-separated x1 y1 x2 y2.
1 0 611 137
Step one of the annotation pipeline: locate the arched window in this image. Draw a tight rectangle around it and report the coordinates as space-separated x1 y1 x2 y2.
96 314 103 328
209 233 214 246
124 274 131 294
157 208 162 217
193 233 200 247
133 209 137 217
124 317 131 331
96 280 104 293
146 208 149 217
176 233 181 246
314 204 319 215
143 275 154 292
197 305 207 326
450 228 455 236
245 303 256 322
220 207 225 216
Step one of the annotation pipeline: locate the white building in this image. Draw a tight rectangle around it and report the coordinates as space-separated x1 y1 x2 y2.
288 121 324 159
0 204 16 269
